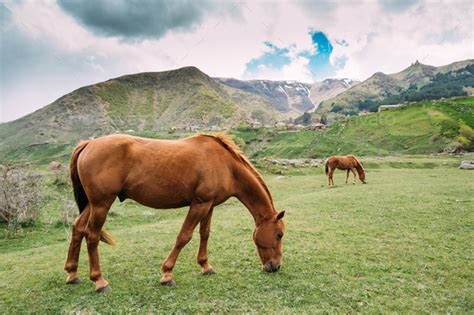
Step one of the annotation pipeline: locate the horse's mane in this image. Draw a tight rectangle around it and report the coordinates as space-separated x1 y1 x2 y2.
200 133 275 210
348 155 364 171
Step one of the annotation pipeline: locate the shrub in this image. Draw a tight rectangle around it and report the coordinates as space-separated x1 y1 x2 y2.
55 198 77 228
50 166 70 188
0 164 43 232
457 122 474 151
439 119 459 137
331 104 343 113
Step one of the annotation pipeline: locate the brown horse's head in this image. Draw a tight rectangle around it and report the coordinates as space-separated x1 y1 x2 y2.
352 157 366 183
357 168 366 183
253 211 285 272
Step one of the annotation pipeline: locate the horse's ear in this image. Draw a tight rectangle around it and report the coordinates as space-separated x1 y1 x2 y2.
276 211 285 221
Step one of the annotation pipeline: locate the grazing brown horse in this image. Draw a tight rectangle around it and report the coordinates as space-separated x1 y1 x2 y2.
325 155 366 186
65 133 285 292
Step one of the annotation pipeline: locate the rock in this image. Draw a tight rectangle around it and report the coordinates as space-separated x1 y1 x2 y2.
280 159 290 165
459 160 474 170
289 160 297 166
271 160 280 165
143 211 154 216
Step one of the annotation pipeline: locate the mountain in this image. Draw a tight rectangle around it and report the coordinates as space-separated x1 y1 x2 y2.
216 78 356 116
318 59 474 114
0 66 279 150
308 78 359 111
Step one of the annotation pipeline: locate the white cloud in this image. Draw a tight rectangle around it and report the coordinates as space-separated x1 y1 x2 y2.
1 0 473 121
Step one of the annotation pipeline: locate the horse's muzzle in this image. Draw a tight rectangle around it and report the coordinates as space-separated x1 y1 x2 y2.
264 261 281 272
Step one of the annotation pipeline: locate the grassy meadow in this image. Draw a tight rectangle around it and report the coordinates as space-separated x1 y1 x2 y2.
1 157 473 313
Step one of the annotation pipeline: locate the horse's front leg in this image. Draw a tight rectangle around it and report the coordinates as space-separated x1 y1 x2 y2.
345 170 350 184
197 208 215 275
350 168 357 184
160 200 213 286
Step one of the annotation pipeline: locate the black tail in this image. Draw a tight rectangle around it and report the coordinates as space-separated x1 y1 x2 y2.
70 141 90 214
325 161 329 175
69 140 116 245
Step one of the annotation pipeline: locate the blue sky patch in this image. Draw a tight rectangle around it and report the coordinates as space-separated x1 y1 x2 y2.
300 31 337 79
245 32 347 80
244 42 291 76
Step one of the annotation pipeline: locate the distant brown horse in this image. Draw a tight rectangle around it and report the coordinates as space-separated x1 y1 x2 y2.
325 155 366 186
65 134 285 292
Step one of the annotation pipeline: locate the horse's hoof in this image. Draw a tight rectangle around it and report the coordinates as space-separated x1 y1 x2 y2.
66 277 81 285
160 280 176 287
96 284 112 293
202 268 216 275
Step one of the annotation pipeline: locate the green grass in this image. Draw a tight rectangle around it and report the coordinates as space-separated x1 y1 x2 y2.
1 160 473 313
244 97 474 158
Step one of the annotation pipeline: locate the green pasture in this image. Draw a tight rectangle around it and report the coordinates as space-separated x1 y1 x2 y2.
1 158 473 313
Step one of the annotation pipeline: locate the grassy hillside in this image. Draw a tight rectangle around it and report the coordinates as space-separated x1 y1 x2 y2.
318 59 474 114
237 97 474 158
1 163 472 313
0 67 277 157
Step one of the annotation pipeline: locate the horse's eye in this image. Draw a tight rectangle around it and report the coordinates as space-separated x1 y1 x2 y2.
276 233 283 240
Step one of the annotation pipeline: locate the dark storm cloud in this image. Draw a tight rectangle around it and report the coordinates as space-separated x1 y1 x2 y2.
58 0 236 40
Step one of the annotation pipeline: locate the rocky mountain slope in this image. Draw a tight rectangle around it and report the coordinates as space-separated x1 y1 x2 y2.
216 78 356 116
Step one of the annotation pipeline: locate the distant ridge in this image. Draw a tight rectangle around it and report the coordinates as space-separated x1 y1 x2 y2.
216 77 356 115
318 59 474 114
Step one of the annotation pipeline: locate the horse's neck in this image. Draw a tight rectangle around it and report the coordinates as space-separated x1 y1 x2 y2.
233 165 275 224
353 159 362 170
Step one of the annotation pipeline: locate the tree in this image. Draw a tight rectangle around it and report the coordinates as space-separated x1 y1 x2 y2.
331 104 343 113
320 113 327 125
301 112 311 125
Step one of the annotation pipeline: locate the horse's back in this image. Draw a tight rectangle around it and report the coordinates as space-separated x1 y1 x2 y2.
76 134 236 208
326 155 355 170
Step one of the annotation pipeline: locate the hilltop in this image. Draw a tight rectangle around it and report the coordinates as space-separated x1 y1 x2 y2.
0 66 279 149
318 59 474 115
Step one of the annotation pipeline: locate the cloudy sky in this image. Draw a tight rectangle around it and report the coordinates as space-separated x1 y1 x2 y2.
1 0 472 122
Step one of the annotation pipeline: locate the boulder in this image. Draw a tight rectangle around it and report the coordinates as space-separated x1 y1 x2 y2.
459 160 474 170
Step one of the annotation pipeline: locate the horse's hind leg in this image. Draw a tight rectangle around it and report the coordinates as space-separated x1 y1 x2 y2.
197 208 215 275
64 204 90 284
328 169 335 186
85 199 114 292
161 200 213 286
